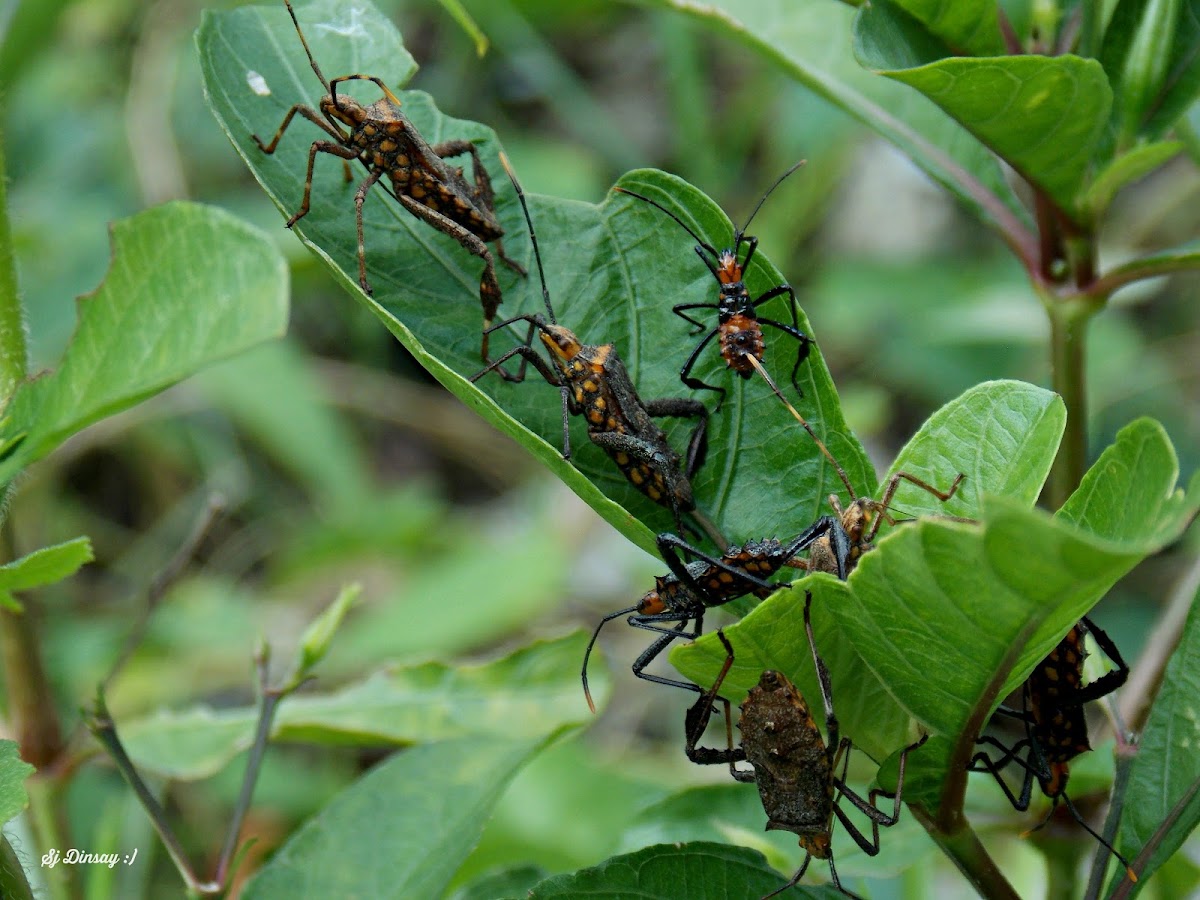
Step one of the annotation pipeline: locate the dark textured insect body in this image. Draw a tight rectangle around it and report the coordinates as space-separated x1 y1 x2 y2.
252 0 524 362
471 157 717 544
580 530 830 711
969 617 1136 879
687 597 926 899
615 161 813 411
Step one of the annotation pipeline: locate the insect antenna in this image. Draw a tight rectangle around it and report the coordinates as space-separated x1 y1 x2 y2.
734 159 807 250
498 152 557 325
581 604 639 714
745 355 855 499
283 0 330 90
613 187 720 259
1024 795 1138 884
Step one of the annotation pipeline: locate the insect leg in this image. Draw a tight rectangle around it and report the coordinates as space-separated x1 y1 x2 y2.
284 140 360 229
352 169 384 294
252 104 344 154
685 631 751 775
395 192 503 361
432 139 527 276
676 329 727 411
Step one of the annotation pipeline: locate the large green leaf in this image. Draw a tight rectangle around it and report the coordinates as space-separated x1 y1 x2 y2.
856 1 1112 218
199 0 871 553
1115 584 1200 892
0 201 288 484
676 416 1197 810
673 380 1064 763
636 0 1032 247
241 733 554 900
117 633 604 779
526 842 840 899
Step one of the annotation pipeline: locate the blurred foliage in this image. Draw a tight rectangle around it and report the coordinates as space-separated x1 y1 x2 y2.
0 0 1196 898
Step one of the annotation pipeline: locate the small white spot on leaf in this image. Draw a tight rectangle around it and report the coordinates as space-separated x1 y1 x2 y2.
247 70 270 96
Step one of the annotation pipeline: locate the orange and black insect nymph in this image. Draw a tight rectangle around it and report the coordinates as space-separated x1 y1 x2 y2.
580 529 835 712
615 160 813 411
969 617 1137 882
471 155 717 546
251 0 524 365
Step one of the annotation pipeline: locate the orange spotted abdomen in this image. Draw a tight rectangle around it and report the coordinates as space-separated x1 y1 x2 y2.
719 313 765 374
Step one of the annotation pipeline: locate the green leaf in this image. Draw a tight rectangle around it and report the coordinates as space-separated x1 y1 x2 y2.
117 633 602 779
673 380 1064 764
241 734 554 900
1057 418 1198 549
677 415 1197 810
887 0 1007 55
0 536 93 612
856 5 1112 218
1116 583 1200 890
200 1 871 552
882 379 1065 516
0 740 34 826
0 202 289 484
1083 140 1183 219
1100 0 1200 147
640 0 1032 245
526 842 841 898
448 865 548 900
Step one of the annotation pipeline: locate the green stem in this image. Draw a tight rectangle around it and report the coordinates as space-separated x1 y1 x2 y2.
26 778 75 900
911 805 1021 899
0 131 26 404
0 521 64 769
1046 300 1093 507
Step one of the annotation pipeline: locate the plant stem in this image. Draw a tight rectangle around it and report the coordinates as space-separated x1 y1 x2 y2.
0 521 65 769
1046 300 1092 507
911 805 1021 899
0 132 26 405
25 778 74 900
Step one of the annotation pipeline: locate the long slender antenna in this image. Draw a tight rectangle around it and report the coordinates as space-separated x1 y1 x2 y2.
737 159 806 237
581 604 639 714
283 0 329 89
1024 795 1138 884
745 355 855 498
613 186 720 258
498 152 557 324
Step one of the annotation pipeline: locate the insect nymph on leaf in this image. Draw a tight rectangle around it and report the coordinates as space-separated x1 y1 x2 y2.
969 617 1137 884
686 595 927 899
252 0 525 366
615 161 813 412
472 153 724 549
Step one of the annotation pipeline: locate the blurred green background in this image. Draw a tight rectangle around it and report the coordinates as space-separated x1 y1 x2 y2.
3 0 1198 895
